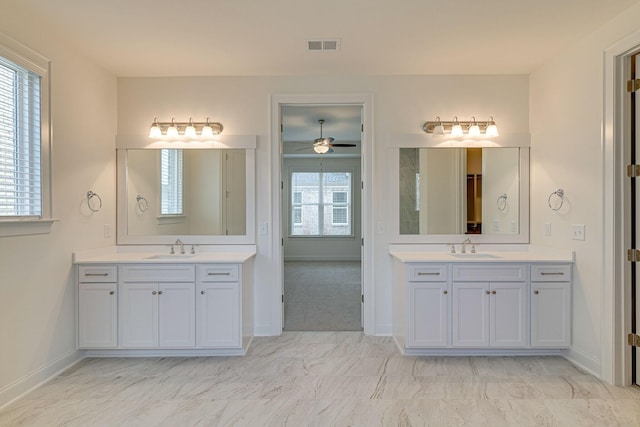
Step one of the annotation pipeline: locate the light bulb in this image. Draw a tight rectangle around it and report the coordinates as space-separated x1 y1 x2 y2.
166 119 179 137
485 116 499 137
184 118 196 138
468 117 480 137
451 117 463 137
148 118 162 138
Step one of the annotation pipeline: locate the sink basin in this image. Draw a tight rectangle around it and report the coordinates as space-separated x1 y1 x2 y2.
449 253 501 259
146 254 197 260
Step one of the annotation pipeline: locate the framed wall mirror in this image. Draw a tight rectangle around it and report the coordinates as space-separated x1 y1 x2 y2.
389 143 529 244
116 147 256 245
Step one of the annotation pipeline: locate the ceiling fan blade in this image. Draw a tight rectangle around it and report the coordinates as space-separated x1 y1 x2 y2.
296 146 313 151
329 143 357 147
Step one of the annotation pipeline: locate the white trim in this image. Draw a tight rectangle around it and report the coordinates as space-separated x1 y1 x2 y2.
0 219 57 237
116 134 257 149
603 28 640 386
390 132 531 148
0 32 49 77
271 93 374 336
562 347 602 379
0 349 83 409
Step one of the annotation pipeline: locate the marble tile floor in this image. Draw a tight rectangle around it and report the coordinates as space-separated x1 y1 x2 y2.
2 332 640 426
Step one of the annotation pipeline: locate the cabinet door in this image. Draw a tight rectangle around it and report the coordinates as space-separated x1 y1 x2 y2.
531 283 571 347
408 282 449 347
197 282 240 348
120 283 158 348
452 282 489 347
78 283 117 348
490 282 528 347
158 283 195 348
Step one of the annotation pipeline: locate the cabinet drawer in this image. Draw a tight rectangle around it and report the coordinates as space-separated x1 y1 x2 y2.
119 265 195 282
409 264 448 282
198 265 239 282
79 265 117 282
531 265 571 282
452 264 527 282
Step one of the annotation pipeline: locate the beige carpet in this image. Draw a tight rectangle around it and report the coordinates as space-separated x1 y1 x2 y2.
284 261 362 331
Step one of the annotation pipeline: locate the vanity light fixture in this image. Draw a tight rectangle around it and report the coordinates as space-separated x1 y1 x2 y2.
422 116 499 137
148 117 224 139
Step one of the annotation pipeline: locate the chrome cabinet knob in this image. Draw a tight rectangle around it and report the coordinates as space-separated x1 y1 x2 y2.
158 290 163 295
152 291 157 295
534 290 540 295
109 291 114 295
491 290 496 295
443 290 448 295
201 290 206 295
486 290 490 294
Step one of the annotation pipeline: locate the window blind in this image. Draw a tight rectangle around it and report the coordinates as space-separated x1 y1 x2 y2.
0 56 41 218
160 149 183 215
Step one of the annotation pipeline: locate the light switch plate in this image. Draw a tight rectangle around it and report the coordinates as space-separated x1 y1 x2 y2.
544 222 551 237
104 224 112 238
571 224 585 241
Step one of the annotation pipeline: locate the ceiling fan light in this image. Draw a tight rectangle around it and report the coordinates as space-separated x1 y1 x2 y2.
314 144 330 154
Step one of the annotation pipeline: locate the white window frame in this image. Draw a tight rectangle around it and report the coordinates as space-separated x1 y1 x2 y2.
0 33 52 237
292 191 303 225
157 149 185 225
331 191 349 225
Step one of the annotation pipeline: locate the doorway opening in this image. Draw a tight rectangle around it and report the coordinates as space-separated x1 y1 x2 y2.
281 105 363 331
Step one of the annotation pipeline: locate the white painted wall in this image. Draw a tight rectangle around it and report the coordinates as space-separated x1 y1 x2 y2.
0 7 117 406
483 148 520 235
118 75 529 335
529 3 640 380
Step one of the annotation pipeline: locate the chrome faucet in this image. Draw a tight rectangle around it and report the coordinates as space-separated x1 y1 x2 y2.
175 239 185 254
461 237 472 254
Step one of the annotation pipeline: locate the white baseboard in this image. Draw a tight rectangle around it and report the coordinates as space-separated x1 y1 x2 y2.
254 324 278 336
284 257 362 262
374 323 393 336
562 347 601 378
0 349 84 409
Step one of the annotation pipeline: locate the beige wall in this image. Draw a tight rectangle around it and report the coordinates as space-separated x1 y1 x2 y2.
0 6 117 405
530 2 640 380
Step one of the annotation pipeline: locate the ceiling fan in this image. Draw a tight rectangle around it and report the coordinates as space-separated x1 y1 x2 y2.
304 119 357 154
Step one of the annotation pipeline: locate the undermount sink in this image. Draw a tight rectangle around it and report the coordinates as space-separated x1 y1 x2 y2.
146 254 197 260
449 252 501 259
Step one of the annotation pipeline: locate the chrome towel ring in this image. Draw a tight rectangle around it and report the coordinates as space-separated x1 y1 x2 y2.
496 193 508 211
548 188 564 211
87 190 102 212
136 194 149 212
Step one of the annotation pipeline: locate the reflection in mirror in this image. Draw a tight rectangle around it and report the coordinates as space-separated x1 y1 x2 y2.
399 148 519 235
126 149 246 236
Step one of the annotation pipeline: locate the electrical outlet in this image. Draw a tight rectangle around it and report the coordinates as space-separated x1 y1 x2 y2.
104 224 112 238
544 222 551 237
492 220 500 231
571 224 585 241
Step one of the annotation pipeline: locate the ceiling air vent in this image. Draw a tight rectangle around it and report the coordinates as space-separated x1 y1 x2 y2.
306 39 341 52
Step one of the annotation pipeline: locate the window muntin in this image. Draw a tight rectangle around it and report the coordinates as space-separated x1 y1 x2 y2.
0 56 41 218
290 171 352 236
160 149 183 215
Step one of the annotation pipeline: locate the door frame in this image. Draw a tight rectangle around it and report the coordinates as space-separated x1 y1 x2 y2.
270 93 374 335
604 30 640 386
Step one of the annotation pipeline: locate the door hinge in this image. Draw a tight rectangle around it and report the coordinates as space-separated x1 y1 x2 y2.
281 123 283 132
627 249 640 262
361 237 364 246
628 333 640 347
282 294 284 303
627 164 640 177
361 294 364 303
627 79 640 92
361 123 364 132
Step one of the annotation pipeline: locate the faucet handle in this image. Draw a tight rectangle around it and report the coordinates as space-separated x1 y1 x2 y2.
190 245 195 255
449 243 456 254
471 244 476 254
169 245 175 254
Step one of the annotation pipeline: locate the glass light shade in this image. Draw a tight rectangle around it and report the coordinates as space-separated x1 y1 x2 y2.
451 124 464 137
468 123 481 136
432 124 445 135
485 124 499 137
313 144 330 154
201 125 214 137
184 125 197 138
166 125 179 137
148 124 162 138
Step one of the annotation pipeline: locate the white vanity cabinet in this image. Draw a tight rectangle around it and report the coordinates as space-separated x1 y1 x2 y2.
119 265 196 349
452 264 528 348
530 264 572 347
406 264 450 347
78 265 118 348
196 264 241 348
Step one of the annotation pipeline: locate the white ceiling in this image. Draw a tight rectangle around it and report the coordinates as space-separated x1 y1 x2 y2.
7 0 640 77
281 105 362 148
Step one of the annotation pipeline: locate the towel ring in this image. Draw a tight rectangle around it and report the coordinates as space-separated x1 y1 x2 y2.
496 194 508 211
87 190 102 212
136 194 149 212
547 188 564 211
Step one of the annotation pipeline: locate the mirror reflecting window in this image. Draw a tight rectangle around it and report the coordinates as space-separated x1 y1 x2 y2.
125 149 246 237
399 147 520 236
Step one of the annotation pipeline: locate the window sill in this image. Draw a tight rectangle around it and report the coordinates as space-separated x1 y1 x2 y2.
156 215 186 225
0 219 57 237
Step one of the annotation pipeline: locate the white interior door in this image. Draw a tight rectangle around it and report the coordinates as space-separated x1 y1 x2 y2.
635 53 640 385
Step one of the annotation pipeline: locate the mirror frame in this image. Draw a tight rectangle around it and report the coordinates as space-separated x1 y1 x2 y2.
388 133 530 244
116 135 257 245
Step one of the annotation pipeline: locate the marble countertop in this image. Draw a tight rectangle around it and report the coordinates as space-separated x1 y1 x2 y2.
73 245 256 264
389 244 574 263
